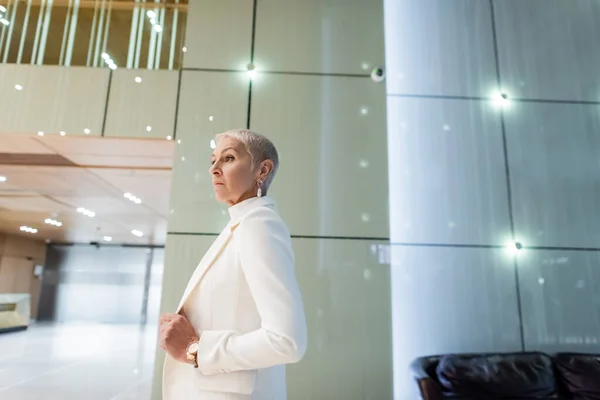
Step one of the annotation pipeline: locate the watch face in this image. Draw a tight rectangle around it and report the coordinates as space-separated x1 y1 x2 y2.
188 342 199 353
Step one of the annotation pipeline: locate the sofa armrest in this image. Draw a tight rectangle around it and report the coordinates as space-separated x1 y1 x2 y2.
410 357 445 400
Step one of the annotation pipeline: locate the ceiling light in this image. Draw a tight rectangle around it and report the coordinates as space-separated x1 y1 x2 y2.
15 84 23 90
246 63 256 80
146 10 155 18
505 240 523 255
153 25 163 33
0 5 6 12
0 176 6 182
44 218 63 227
210 139 216 149
102 52 110 60
166 135 172 140
76 207 95 218
131 229 143 237
59 131 66 136
146 125 152 132
124 192 142 204
0 19 9 26
37 131 44 136
135 76 142 83
84 128 91 134
209 116 214 122
20 226 37 234
492 91 511 108
182 46 187 53
360 107 369 115
103 236 112 242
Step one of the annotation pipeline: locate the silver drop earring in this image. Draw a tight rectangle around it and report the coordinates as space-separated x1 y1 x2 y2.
257 179 263 198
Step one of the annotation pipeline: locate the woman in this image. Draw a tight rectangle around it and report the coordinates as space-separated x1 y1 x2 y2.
159 129 307 400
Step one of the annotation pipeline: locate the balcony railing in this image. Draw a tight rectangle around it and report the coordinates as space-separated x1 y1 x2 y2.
0 0 187 70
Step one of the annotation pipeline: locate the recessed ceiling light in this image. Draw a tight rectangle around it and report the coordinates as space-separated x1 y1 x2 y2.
76 207 95 217
146 10 155 18
131 229 143 237
44 218 63 227
0 5 6 12
103 236 113 242
124 192 142 204
209 116 214 122
0 176 6 182
59 131 66 136
135 77 142 83
84 128 91 134
146 125 152 132
166 135 172 140
182 46 187 53
153 25 162 33
14 84 23 91
20 226 38 234
37 131 44 136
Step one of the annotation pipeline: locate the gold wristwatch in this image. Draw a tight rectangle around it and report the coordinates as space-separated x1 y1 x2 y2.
186 340 199 368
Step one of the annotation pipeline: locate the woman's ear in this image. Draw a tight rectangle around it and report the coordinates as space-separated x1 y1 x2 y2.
260 160 274 179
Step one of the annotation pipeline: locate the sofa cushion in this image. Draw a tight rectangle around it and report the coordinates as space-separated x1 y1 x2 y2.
436 353 557 398
554 353 600 400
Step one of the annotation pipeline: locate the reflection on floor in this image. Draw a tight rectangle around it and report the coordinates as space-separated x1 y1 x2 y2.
0 322 158 400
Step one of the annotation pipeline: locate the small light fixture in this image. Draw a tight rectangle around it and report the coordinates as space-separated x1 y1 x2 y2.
124 192 142 204
246 63 256 80
0 19 9 26
20 226 38 234
493 91 511 108
84 128 91 134
359 159 369 168
146 10 155 18
77 207 96 218
103 236 113 242
209 116 214 122
37 131 44 136
0 5 6 12
59 131 66 136
146 125 152 132
15 84 23 91
131 229 143 237
0 176 6 182
505 240 523 255
135 76 142 83
44 218 63 227
360 107 369 116
166 135 172 140
210 139 216 149
153 25 163 33
182 46 187 53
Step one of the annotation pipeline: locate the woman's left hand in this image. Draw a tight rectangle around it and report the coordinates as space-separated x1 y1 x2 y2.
159 312 199 364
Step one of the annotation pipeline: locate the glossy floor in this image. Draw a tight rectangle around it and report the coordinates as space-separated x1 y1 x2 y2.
0 322 158 399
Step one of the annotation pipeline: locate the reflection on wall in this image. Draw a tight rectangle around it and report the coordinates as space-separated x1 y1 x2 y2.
385 0 600 399
38 244 163 324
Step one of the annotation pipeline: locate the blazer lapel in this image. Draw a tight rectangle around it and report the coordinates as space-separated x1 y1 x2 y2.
176 223 240 313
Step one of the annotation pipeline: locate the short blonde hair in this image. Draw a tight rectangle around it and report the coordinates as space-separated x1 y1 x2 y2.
215 129 280 191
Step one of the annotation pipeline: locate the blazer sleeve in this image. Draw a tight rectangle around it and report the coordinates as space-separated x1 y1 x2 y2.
194 210 307 375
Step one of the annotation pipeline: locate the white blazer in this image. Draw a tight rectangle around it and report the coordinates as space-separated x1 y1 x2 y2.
163 196 307 400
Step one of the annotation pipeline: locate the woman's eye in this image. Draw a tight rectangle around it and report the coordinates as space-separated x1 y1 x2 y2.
225 155 234 161
210 160 215 165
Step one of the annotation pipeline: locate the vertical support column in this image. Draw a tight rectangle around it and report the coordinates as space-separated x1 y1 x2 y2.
133 0 145 69
17 0 33 64
168 0 179 71
58 0 74 66
64 0 79 66
1 0 19 63
36 0 54 65
126 0 140 69
31 0 46 65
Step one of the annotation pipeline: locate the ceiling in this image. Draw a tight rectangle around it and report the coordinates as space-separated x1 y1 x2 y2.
0 133 175 246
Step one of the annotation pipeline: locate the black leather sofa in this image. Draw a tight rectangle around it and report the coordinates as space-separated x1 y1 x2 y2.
410 351 600 400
